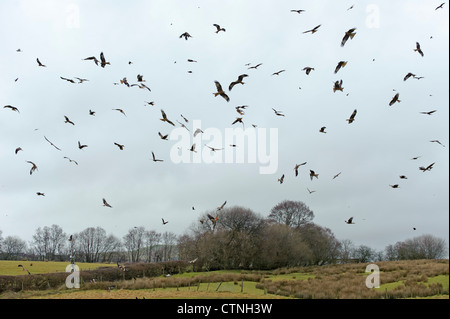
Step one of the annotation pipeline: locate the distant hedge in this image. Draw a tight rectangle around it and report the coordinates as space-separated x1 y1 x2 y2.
0 260 189 293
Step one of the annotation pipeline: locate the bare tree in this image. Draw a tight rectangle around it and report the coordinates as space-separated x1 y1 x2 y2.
386 234 448 260
268 200 314 228
1 236 27 260
31 225 66 261
298 223 341 265
143 230 161 262
123 227 146 262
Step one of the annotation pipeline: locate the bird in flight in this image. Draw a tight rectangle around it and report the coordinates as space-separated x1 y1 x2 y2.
102 198 112 208
100 52 110 68
346 109 357 123
291 9 305 14
419 162 435 172
334 61 347 74
113 108 127 116
15 147 23 154
310 170 319 180
64 116 75 125
430 140 445 147
217 201 227 211
303 25 321 34
60 76 76 83
319 126 327 133
78 141 88 150
89 109 96 116
345 217 355 224
389 93 401 106
44 136 61 151
193 128 203 137
272 70 286 76
213 81 230 102
403 72 416 81
294 162 307 176
151 151 164 162
341 28 357 47
272 108 285 117
302 67 315 75
390 184 400 188
232 117 244 128
333 80 344 92
205 145 224 152
158 132 169 140
414 42 424 57
64 157 78 165
333 172 342 179
307 188 316 194
435 2 445 10
114 142 124 150
3 105 20 113
84 56 100 66
278 174 285 184
399 175 408 179
27 161 38 175
179 32 192 40
229 74 248 91
36 58 46 67
420 110 437 115
248 63 263 70
36 192 45 196
162 218 169 225
213 24 226 33
207 213 219 229
160 109 175 126
18 265 31 275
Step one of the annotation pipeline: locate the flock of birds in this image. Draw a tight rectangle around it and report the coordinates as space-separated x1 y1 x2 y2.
1 3 448 245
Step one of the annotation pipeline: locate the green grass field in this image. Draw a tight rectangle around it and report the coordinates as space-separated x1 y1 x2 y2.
0 260 116 276
0 259 448 299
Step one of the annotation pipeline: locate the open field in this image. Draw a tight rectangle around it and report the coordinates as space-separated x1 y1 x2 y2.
0 259 448 299
0 260 116 276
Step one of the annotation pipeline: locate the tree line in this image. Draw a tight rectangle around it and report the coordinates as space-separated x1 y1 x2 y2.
0 200 447 269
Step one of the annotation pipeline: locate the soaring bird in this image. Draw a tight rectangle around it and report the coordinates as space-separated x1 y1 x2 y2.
389 93 400 106
294 162 307 176
307 188 316 194
403 72 416 81
27 161 38 175
44 136 61 151
36 58 46 67
64 116 75 125
151 151 164 162
84 56 100 65
232 117 244 127
137 74 145 82
189 143 197 153
114 142 124 150
89 109 96 116
341 28 357 47
64 157 78 165
162 218 169 225
205 145 224 152
18 265 31 275
430 140 445 147
36 192 45 196
179 32 192 40
333 80 344 92
333 172 342 179
319 126 327 133
229 74 248 91
419 162 435 172
309 170 319 180
113 108 127 116
102 198 112 207
207 213 219 229
160 109 175 126
291 9 305 14
302 67 315 75
15 147 22 154
346 109 357 123
345 217 355 224
217 201 227 211
272 108 285 117
278 174 285 184
193 128 204 137
435 2 445 10
213 24 226 33
272 70 286 76
414 42 424 57
100 52 110 67
334 61 347 74
303 25 321 34
213 81 230 102
78 141 88 149
390 184 400 188
3 105 20 113
60 76 75 83
399 175 408 179
158 132 169 140
420 110 437 115
248 63 263 70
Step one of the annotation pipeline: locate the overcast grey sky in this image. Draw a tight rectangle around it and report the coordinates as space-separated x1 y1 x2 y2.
0 0 448 254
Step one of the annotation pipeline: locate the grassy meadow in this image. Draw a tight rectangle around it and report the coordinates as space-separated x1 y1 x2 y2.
0 259 448 299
